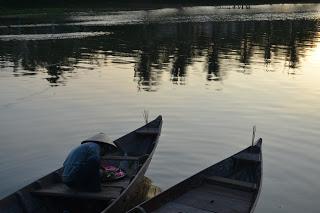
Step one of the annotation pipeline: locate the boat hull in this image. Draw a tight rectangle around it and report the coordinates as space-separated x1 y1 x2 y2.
0 116 162 213
129 138 262 213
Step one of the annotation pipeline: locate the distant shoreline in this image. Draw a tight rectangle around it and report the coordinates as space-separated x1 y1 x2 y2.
0 0 319 10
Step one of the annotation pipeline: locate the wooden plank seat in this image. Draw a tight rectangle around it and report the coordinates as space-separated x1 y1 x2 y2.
233 152 261 162
102 155 143 161
205 176 257 192
32 183 122 201
101 177 131 189
157 184 252 213
136 128 159 135
154 202 212 213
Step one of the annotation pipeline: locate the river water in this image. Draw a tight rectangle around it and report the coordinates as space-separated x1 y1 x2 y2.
0 3 320 212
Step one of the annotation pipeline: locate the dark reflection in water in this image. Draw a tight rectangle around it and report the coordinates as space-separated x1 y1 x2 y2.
0 18 319 88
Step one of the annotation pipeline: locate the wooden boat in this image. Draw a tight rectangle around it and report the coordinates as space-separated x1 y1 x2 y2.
0 115 162 213
129 138 262 213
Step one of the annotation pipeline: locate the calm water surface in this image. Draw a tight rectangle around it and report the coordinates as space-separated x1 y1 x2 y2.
1 4 320 212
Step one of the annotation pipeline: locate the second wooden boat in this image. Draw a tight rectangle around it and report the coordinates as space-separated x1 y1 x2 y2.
129 138 262 213
0 115 162 213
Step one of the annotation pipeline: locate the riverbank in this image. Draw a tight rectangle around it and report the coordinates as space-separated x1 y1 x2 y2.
1 2 320 18
1 0 319 11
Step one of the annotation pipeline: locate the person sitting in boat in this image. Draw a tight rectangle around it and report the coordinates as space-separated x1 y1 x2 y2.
62 133 111 192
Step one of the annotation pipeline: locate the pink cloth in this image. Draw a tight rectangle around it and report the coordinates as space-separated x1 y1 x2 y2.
101 162 125 178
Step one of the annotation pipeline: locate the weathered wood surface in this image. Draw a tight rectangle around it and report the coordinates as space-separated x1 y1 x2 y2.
173 184 252 213
102 156 142 161
205 176 257 191
233 152 261 162
154 202 212 213
136 128 159 135
101 177 131 189
32 183 122 201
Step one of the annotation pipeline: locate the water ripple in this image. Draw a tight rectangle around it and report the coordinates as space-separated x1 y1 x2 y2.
0 32 110 41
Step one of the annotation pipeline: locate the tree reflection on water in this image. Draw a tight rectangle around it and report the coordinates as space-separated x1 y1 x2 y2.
0 18 319 89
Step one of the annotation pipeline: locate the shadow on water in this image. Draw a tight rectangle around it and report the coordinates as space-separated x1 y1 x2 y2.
0 11 319 89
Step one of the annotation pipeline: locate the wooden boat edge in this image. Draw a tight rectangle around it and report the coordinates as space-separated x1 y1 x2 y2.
102 116 163 212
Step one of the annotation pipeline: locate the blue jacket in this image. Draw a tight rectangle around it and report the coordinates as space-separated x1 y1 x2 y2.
62 142 101 183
